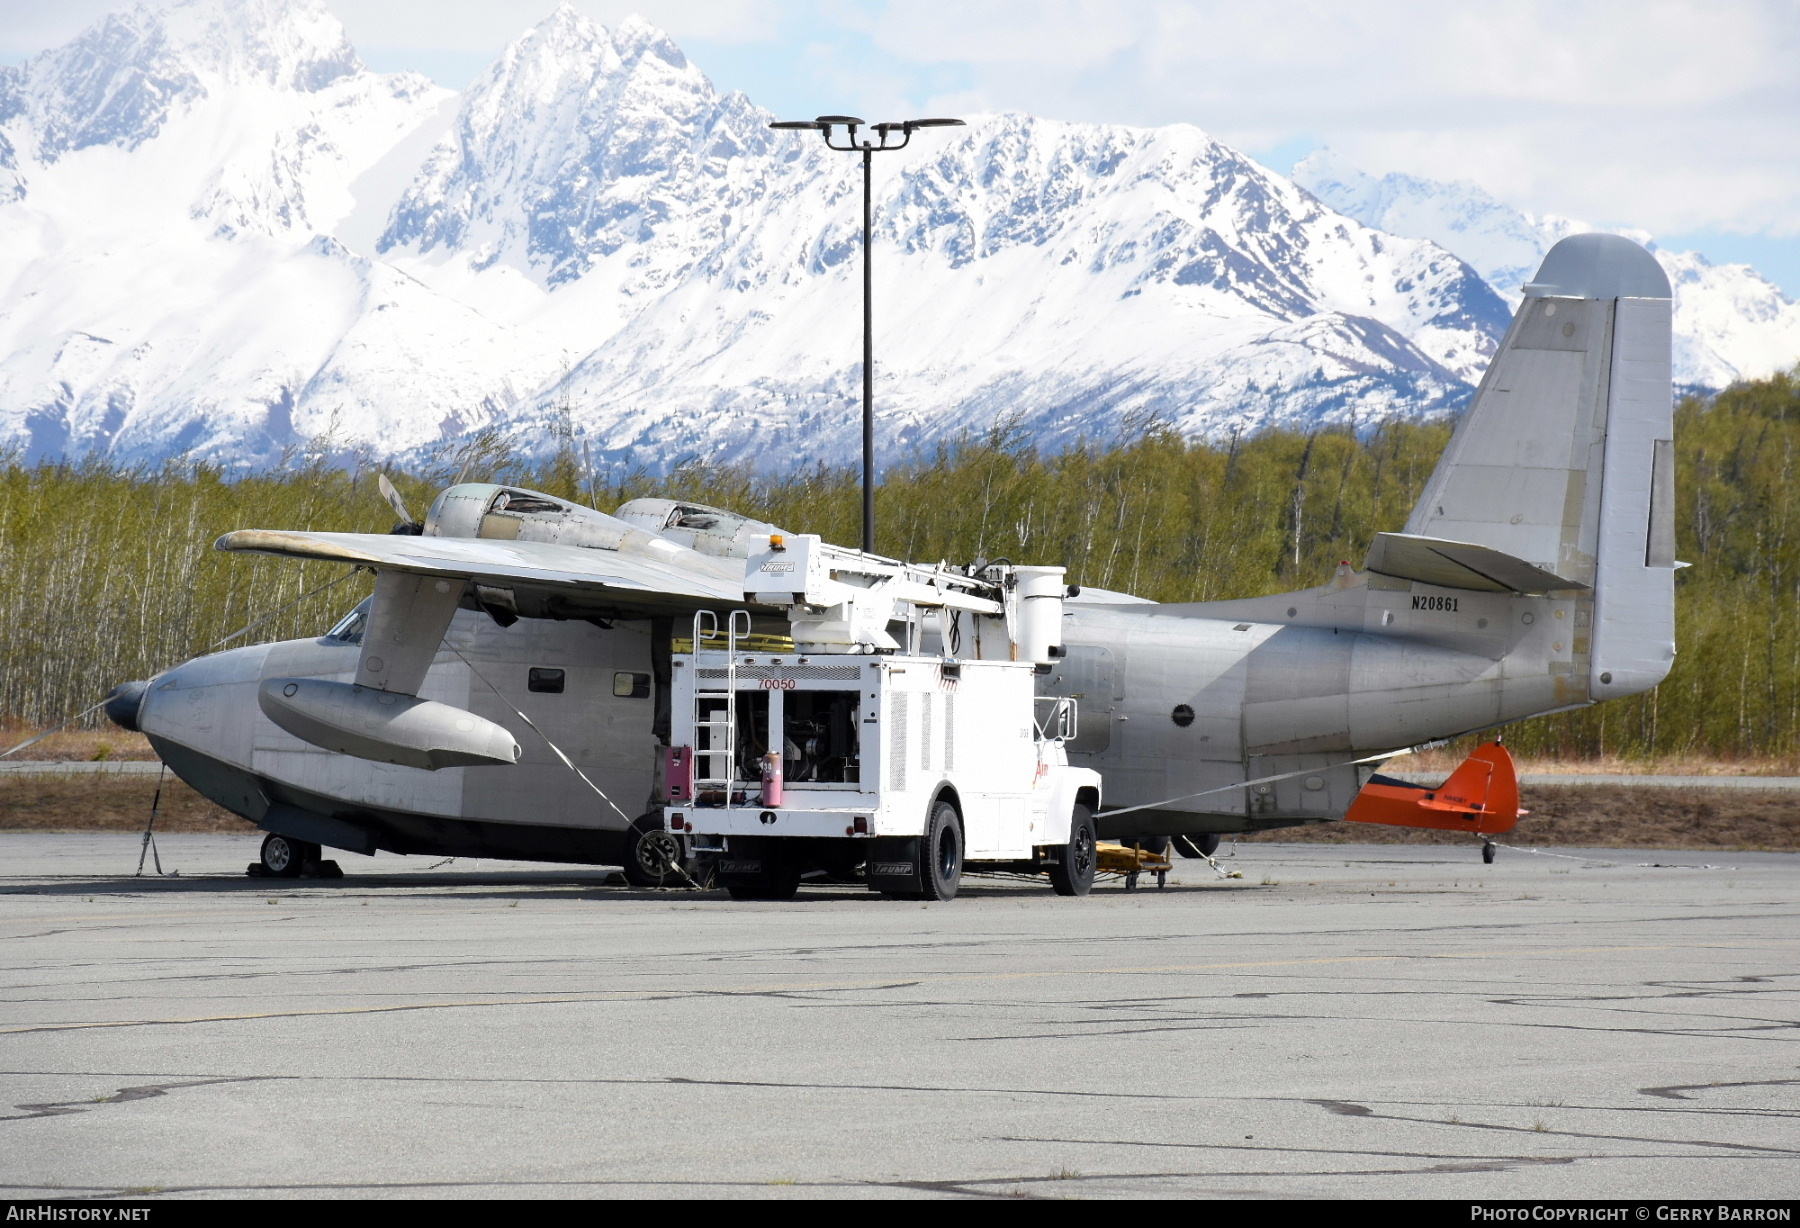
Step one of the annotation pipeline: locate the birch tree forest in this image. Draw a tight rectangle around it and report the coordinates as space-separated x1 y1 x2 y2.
2 368 1796 760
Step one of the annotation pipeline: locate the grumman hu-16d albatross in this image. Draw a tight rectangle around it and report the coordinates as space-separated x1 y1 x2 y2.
105 233 1679 898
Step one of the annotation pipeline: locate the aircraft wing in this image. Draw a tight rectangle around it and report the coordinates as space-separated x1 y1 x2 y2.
216 529 753 618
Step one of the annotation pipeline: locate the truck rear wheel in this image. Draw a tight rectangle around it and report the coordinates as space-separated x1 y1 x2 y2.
920 800 964 901
1049 806 1096 897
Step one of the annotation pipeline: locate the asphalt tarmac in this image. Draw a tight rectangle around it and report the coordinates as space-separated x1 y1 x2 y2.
1 832 1795 1200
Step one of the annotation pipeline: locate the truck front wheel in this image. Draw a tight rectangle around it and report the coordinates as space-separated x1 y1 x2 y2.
1049 806 1096 897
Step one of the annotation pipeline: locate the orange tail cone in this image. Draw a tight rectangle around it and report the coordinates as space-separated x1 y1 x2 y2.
1344 742 1524 835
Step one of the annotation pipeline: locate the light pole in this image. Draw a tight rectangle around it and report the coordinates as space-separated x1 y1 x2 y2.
769 114 965 555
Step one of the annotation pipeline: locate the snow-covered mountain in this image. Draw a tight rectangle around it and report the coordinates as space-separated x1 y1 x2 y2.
372 6 1522 468
0 0 1512 469
1292 149 1800 390
0 1 1788 472
0 0 584 463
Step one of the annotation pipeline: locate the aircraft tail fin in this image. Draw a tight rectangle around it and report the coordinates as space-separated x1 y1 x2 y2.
1392 232 1677 699
1346 743 1522 836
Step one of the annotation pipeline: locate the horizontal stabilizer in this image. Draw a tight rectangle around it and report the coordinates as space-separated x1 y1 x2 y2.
1344 742 1524 835
1364 532 1589 594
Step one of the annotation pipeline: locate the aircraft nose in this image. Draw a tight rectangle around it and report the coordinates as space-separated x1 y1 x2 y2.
104 680 150 732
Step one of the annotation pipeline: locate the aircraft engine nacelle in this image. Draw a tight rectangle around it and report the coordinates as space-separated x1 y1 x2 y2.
258 677 520 771
614 497 787 558
426 483 660 553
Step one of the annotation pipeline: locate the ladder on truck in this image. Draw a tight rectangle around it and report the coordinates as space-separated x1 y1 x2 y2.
690 609 751 801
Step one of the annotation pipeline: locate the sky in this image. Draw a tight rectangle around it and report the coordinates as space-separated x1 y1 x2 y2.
3 0 1798 294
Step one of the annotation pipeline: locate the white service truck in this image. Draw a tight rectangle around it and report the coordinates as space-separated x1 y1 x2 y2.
664 535 1102 900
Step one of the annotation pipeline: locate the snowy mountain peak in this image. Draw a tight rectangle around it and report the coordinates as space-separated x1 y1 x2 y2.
611 11 690 68
381 10 769 286
1293 148 1800 388
0 4 1793 472
156 0 362 91
489 3 608 85
0 0 361 165
1292 148 1587 298
1288 148 1380 219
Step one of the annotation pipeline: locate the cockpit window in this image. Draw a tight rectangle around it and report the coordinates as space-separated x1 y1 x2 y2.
326 598 372 644
491 490 564 515
673 507 721 530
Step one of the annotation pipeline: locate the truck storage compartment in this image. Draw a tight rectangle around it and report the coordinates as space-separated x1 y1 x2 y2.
782 690 859 783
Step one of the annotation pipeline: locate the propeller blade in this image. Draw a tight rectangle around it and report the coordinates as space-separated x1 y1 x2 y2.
378 473 417 527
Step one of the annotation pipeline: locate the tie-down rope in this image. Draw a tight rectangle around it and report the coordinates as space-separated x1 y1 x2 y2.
1098 742 1443 820
449 646 632 825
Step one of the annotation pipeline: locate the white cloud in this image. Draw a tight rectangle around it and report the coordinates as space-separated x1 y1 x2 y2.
943 0 1800 235
323 0 785 51
871 1 1141 70
1 0 1793 240
0 0 786 59
0 0 126 57
849 0 1800 238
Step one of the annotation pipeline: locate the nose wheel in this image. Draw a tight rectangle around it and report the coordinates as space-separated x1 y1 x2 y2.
1482 840 1496 864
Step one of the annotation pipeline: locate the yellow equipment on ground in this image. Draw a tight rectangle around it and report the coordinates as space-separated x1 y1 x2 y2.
1095 841 1173 890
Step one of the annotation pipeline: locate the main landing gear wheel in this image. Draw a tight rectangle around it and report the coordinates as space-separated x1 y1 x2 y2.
1050 805 1096 897
1482 841 1497 864
1174 833 1221 859
622 815 686 888
919 800 964 902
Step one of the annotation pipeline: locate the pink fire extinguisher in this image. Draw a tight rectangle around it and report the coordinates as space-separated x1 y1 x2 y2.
760 751 783 806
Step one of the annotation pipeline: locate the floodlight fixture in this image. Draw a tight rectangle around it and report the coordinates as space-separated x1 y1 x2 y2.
768 113 967 553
